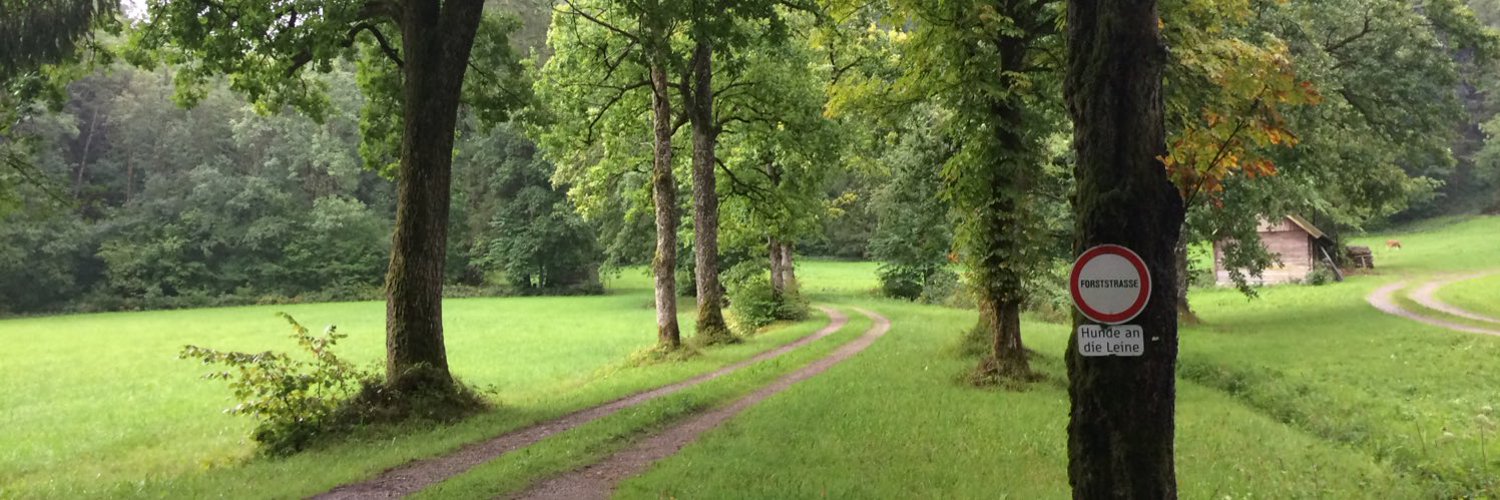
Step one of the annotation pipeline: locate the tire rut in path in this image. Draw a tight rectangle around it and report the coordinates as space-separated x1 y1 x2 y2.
510 307 892 500
313 306 850 500
1367 280 1500 337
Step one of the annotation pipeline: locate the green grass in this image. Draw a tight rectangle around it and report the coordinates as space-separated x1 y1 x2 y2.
1436 273 1500 320
618 298 1420 499
1349 215 1500 274
609 219 1500 498
9 217 1500 499
0 269 830 498
795 259 880 298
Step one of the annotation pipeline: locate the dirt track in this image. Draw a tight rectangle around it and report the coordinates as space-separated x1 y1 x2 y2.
510 307 892 500
1366 277 1500 337
1409 272 1500 324
313 306 850 499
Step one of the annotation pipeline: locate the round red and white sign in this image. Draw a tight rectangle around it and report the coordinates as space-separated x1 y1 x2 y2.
1070 244 1151 325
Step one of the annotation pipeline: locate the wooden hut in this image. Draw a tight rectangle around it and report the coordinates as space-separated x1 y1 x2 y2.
1213 215 1335 285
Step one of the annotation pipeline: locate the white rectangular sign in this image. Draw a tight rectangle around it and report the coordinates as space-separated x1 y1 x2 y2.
1077 324 1144 357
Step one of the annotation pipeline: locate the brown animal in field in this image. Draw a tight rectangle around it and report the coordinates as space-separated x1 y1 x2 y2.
1386 239 1403 250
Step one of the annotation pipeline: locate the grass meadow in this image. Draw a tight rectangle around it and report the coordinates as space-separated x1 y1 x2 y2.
0 271 842 498
617 218 1500 498
3 216 1499 498
1437 274 1500 319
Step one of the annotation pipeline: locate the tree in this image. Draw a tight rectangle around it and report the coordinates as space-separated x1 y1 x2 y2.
867 107 956 301
2 0 120 215
536 0 686 350
454 124 602 294
1064 0 1184 496
0 0 117 82
842 0 1064 382
539 0 809 346
676 0 795 345
132 0 529 395
1159 0 1320 319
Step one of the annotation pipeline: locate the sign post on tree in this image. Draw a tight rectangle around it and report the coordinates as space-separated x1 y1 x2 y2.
1063 0 1186 497
1071 244 1151 357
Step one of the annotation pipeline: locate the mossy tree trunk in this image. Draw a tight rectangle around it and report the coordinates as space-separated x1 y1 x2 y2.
649 57 681 350
685 39 733 344
1064 0 1185 497
383 0 487 388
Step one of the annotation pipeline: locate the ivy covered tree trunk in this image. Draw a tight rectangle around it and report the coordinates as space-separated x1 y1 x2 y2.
649 59 681 350
384 0 487 388
1064 0 1185 497
973 296 1025 379
966 24 1045 384
686 40 734 344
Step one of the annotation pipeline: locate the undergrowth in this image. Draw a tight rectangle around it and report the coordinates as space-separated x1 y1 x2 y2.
180 313 485 455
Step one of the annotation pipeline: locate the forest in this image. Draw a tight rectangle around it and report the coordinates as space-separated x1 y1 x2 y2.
6 0 1500 497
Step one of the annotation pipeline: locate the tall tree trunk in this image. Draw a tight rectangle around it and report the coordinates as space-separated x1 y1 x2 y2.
778 241 796 289
767 162 788 296
649 60 681 350
768 236 786 296
968 28 1038 382
1064 0 1184 497
73 108 102 199
687 39 733 344
1174 223 1199 324
973 296 1025 378
383 0 485 388
124 155 133 204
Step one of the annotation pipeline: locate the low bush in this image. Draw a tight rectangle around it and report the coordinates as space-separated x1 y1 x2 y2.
180 313 371 455
876 263 931 300
1306 266 1336 286
181 314 489 455
725 266 809 334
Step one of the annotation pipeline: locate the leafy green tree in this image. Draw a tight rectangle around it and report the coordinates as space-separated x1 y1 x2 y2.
534 0 686 349
1 0 117 81
712 12 833 315
867 107 955 301
131 0 530 394
837 0 1065 381
453 124 602 294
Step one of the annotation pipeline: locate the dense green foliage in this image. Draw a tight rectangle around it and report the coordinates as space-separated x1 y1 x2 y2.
451 122 603 294
0 63 598 315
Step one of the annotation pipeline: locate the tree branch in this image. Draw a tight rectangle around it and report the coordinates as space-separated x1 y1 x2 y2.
556 0 640 44
352 22 404 67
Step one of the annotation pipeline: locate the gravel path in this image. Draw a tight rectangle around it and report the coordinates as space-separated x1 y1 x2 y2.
1409 272 1500 324
1367 280 1500 337
509 307 892 500
313 306 850 500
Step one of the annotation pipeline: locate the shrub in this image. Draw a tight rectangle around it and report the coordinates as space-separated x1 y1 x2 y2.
179 313 371 455
1307 266 1336 286
877 263 928 300
725 265 809 334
